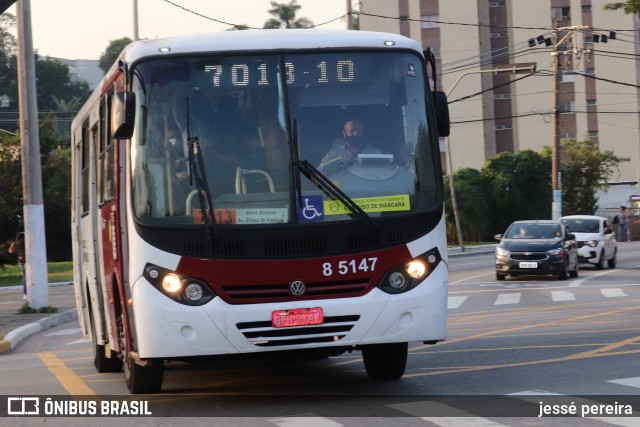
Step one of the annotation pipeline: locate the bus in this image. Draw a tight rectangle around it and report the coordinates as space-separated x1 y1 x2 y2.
71 29 450 394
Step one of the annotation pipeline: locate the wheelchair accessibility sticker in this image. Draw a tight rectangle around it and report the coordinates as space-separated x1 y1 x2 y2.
298 195 324 222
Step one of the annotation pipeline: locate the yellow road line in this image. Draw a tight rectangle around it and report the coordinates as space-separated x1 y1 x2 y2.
38 352 96 395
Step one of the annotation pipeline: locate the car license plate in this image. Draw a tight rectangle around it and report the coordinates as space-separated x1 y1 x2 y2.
519 262 538 268
272 307 324 328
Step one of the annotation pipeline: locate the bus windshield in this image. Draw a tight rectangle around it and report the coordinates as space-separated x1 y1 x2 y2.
130 51 439 226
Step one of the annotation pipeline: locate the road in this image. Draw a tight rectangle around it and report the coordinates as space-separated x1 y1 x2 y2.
1 243 639 426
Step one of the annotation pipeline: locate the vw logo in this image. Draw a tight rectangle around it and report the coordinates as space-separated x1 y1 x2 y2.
289 280 306 296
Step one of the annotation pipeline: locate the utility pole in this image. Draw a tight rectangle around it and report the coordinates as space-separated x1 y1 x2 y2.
345 0 352 30
16 0 49 308
550 25 589 219
133 0 140 40
551 25 561 220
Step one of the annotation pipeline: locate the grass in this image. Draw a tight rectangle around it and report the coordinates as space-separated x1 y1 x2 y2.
0 261 73 287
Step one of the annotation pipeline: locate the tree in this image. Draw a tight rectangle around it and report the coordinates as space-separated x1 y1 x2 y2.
444 168 490 242
263 0 314 29
603 0 640 14
226 24 250 31
481 150 552 235
545 138 629 215
99 37 133 73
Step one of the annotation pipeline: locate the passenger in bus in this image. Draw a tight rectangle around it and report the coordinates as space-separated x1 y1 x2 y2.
318 119 381 173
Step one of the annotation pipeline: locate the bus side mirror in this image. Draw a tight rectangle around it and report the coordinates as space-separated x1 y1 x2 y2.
111 91 136 139
433 91 450 137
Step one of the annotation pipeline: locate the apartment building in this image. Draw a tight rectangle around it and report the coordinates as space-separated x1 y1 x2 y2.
360 0 640 186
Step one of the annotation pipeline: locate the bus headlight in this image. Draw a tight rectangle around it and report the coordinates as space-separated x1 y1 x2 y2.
144 264 215 306
162 273 183 293
377 248 441 294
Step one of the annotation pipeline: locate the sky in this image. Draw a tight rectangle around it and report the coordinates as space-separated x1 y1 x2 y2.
6 0 355 60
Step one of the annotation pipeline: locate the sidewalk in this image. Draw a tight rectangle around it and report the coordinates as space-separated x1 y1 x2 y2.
0 283 78 354
0 246 497 355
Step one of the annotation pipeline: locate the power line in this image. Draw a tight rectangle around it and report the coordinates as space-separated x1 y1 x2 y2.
160 0 347 29
572 71 640 88
360 11 638 33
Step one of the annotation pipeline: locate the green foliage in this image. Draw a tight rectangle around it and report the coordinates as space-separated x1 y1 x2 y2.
42 146 72 261
0 116 73 264
444 168 490 243
481 149 552 234
17 302 58 314
263 1 313 29
0 262 73 287
98 37 133 73
603 0 640 14
550 138 629 215
444 137 629 242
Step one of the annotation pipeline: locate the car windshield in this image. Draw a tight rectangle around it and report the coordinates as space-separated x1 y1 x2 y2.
506 224 562 239
560 218 599 233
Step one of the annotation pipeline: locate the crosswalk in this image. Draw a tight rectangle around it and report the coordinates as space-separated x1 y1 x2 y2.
263 380 640 426
42 327 639 425
448 287 635 309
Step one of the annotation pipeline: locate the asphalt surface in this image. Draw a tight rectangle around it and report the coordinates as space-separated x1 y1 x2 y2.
0 245 496 354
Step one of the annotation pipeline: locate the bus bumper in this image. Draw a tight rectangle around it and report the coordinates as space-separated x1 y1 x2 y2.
132 264 447 358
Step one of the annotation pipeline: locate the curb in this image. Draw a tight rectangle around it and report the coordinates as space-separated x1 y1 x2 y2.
0 308 78 355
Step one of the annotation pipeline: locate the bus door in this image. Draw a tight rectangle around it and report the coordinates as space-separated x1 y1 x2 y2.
97 96 124 349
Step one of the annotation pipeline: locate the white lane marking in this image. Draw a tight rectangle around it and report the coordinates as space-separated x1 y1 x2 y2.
601 288 628 298
495 293 521 305
551 290 576 301
67 338 89 345
45 328 82 336
389 401 509 426
447 296 468 309
608 377 640 389
269 417 342 427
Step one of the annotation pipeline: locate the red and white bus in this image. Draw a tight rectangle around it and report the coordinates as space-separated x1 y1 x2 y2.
71 29 450 393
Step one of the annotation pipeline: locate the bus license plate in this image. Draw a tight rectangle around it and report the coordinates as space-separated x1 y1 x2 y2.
519 262 538 268
272 307 324 328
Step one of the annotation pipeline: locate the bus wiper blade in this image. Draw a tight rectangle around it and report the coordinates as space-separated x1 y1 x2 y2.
296 159 376 229
185 97 216 241
187 136 217 239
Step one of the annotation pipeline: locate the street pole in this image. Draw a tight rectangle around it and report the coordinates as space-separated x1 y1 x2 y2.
133 0 139 41
551 26 562 220
346 0 352 30
16 0 49 308
549 25 587 219
446 64 536 252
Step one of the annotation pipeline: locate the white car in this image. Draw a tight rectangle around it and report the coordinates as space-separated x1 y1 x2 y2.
559 215 617 269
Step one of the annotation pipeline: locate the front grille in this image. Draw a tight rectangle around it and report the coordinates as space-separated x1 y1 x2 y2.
217 279 372 304
510 253 548 261
236 315 360 347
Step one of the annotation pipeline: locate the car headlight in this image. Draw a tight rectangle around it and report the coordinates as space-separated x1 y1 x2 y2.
376 248 441 294
144 263 216 306
496 247 510 257
547 247 565 256
585 240 598 248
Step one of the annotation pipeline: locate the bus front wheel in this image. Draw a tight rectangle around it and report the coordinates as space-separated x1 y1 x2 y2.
361 342 408 380
90 309 122 373
117 315 164 394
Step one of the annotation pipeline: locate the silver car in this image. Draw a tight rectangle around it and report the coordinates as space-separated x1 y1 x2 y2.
559 215 617 269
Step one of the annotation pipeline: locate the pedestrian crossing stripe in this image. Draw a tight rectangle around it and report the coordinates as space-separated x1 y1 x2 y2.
447 287 636 309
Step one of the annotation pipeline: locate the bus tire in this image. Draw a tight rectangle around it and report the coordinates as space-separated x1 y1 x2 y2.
89 302 122 373
362 343 407 380
118 315 164 394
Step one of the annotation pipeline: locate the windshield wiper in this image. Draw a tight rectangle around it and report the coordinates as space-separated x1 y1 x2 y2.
295 159 377 229
185 98 216 240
